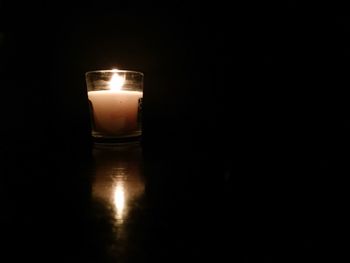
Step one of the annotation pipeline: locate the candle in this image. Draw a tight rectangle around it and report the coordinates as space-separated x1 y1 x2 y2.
88 90 142 135
86 70 144 143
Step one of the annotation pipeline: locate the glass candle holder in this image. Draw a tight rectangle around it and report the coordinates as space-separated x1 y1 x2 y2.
85 69 144 145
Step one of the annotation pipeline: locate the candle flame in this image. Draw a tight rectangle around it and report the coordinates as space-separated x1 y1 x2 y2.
109 72 125 91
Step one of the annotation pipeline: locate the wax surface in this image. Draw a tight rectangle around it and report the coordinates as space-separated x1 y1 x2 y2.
88 90 142 135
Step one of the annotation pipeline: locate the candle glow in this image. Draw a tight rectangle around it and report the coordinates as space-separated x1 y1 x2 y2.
109 72 125 91
114 181 126 222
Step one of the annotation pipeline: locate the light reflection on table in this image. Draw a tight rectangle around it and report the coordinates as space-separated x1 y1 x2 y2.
92 144 145 226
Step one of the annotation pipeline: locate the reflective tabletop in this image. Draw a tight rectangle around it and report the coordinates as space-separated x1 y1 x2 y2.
0 142 323 262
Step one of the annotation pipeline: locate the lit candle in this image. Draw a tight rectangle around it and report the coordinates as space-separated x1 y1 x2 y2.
87 70 143 138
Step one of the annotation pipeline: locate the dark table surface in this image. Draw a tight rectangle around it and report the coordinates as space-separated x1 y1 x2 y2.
0 135 340 263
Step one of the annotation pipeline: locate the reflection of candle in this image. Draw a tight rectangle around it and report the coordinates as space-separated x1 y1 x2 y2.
92 145 145 225
88 72 142 136
114 181 125 222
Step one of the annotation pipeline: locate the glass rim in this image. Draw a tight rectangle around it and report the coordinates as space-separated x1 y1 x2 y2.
85 69 144 76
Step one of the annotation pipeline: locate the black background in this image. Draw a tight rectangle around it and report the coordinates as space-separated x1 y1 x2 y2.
0 1 349 262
